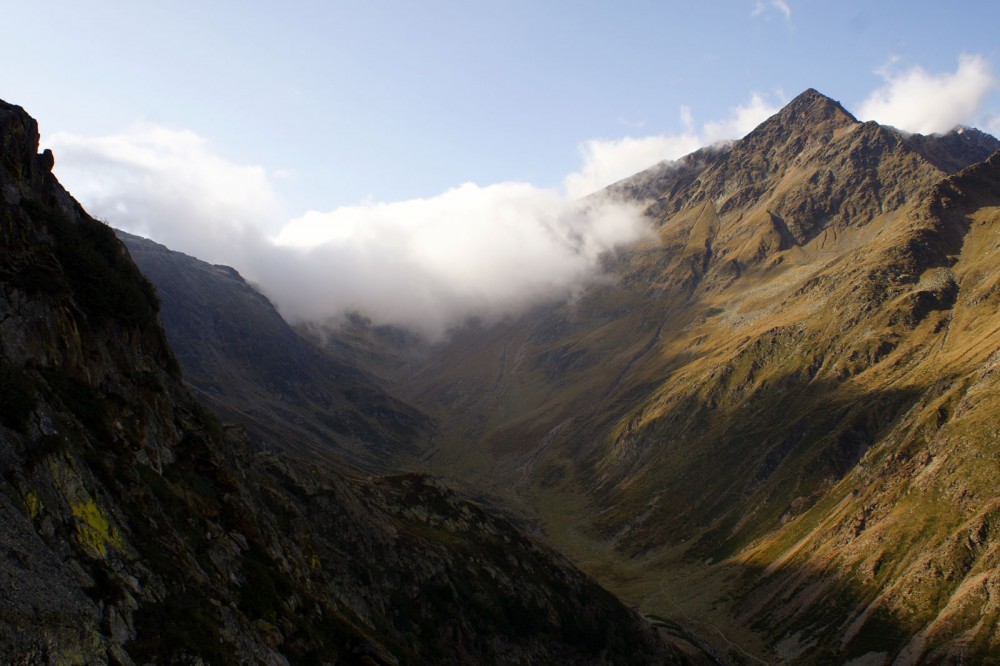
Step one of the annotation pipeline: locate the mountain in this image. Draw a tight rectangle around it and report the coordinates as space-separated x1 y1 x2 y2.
0 99 684 663
72 87 1000 663
116 231 432 473
300 90 1000 663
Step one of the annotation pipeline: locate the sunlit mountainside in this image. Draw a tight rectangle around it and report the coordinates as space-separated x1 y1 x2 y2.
355 90 1000 663
295 89 1000 663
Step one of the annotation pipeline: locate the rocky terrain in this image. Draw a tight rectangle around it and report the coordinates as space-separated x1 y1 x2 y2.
0 99 683 663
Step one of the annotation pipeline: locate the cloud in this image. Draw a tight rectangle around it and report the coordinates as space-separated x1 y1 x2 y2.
267 186 648 337
857 54 996 135
752 0 791 20
46 91 783 338
48 125 649 339
564 93 781 198
701 93 779 144
47 124 284 262
564 133 703 200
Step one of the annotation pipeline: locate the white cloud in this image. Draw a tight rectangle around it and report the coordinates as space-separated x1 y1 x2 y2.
47 124 284 262
752 0 791 20
989 115 1000 137
46 90 785 338
873 54 901 80
48 125 649 339
701 93 779 144
268 186 648 336
857 54 996 135
679 106 694 133
564 132 703 200
563 93 781 198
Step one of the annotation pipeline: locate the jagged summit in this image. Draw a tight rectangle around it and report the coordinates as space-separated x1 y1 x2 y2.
747 88 860 139
0 99 58 206
617 88 997 278
729 88 860 164
608 89 859 201
904 125 1000 174
778 87 857 124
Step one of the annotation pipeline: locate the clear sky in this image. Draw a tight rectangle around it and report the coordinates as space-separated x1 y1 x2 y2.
3 1 999 334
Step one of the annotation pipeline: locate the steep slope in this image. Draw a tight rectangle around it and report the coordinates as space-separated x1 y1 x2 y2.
324 90 1000 662
117 231 431 472
733 152 1000 663
0 99 681 663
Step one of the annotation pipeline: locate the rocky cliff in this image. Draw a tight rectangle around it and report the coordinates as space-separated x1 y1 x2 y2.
0 99 680 663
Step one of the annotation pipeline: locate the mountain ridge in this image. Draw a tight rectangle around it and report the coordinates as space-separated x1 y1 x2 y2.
117 229 434 472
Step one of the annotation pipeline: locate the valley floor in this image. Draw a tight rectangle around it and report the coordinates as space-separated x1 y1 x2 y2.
529 484 776 665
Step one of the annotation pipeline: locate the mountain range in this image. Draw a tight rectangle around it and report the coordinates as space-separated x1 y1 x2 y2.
115 230 433 473
3 86 1000 664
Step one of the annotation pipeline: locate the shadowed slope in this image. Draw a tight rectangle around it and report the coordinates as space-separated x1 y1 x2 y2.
118 230 432 471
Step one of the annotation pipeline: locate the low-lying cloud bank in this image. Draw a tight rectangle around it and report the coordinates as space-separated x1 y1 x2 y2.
49 122 652 337
49 97 777 337
46 68 996 338
48 124 283 254
265 187 647 336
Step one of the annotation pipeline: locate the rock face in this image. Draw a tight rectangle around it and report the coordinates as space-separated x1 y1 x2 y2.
0 99 681 663
314 90 1000 663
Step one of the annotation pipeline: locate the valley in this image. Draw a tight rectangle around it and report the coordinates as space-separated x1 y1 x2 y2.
286 90 1000 663
3 84 998 663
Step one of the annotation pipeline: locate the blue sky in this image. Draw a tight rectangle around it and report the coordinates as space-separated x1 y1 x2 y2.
3 1 999 334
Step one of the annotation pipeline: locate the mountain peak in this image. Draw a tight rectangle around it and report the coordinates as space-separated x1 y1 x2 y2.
728 88 860 164
775 87 858 129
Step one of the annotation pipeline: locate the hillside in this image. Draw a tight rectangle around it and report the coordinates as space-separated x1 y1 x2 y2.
117 230 432 473
312 90 1000 663
0 99 682 663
